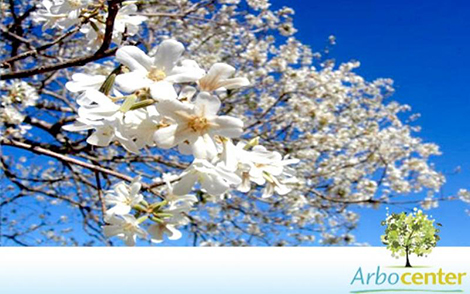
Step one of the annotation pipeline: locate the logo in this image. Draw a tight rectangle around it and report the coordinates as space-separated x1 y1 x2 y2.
350 267 466 289
349 210 467 293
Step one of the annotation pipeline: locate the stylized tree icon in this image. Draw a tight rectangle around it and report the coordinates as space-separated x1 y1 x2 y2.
381 210 441 267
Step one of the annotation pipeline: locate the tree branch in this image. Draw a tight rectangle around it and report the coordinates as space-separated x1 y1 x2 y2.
0 27 81 67
1 138 133 182
0 48 117 80
95 0 123 55
0 138 167 192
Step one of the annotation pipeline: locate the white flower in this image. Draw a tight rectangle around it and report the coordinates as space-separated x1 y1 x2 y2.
246 146 293 178
262 173 297 198
2 81 39 108
115 40 204 98
246 0 270 10
79 20 107 51
198 63 250 92
421 197 438 210
246 145 299 197
63 89 158 153
162 175 198 207
65 72 123 97
103 214 147 246
52 0 89 15
32 0 63 30
66 73 107 93
65 116 142 153
121 106 161 150
76 89 120 120
148 222 182 243
78 4 146 50
63 116 118 147
63 114 138 152
173 159 241 197
33 0 88 30
154 92 244 159
148 198 192 243
220 140 299 196
220 139 270 190
458 189 470 203
0 106 25 124
113 4 147 36
104 177 144 215
148 211 188 243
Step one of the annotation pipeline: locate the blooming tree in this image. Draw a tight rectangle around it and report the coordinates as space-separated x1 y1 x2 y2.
0 0 460 246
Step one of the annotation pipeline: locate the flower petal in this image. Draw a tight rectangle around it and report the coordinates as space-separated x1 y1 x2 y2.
66 73 105 92
200 174 230 196
123 234 137 246
218 77 250 90
216 166 242 186
116 45 153 71
87 129 114 146
154 39 184 73
148 224 164 243
166 60 205 83
107 204 132 216
194 92 221 117
210 116 244 137
178 86 197 101
115 71 152 93
155 99 193 123
149 81 177 101
130 182 142 198
191 134 218 159
167 225 183 240
62 121 93 132
206 63 235 80
83 89 116 107
237 175 251 193
153 124 178 149
103 225 122 238
173 172 198 196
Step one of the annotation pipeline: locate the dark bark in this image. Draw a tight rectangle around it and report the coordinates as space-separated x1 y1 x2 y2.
405 247 412 268
95 0 124 54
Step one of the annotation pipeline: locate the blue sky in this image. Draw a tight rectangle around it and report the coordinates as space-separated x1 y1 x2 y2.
3 0 469 247
268 0 470 245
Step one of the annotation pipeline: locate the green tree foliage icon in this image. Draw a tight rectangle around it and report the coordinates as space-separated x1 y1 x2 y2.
381 210 441 267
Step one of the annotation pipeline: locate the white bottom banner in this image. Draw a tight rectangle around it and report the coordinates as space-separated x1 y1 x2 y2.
0 247 468 293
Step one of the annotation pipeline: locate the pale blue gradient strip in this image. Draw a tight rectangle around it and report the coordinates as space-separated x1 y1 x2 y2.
0 248 468 294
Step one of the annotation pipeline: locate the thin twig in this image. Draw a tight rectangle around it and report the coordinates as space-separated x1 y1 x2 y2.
1 138 134 182
0 138 168 192
0 27 81 66
0 48 117 80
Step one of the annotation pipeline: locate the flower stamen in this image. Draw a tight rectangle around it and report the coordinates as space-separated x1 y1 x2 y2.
188 116 209 133
147 68 167 81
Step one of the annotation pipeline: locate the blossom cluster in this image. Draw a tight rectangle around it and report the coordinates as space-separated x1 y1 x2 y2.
458 189 470 204
0 80 39 136
63 39 299 245
32 0 147 50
